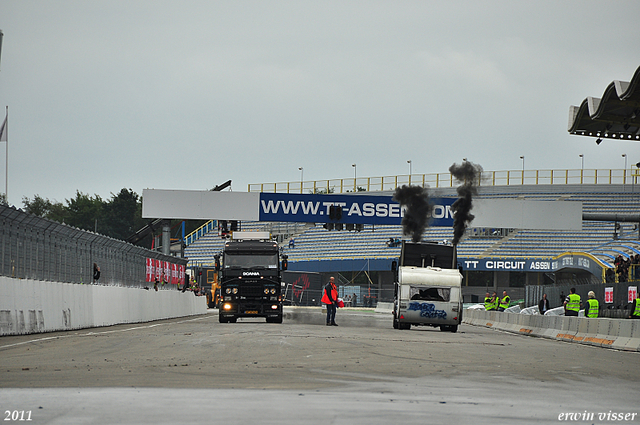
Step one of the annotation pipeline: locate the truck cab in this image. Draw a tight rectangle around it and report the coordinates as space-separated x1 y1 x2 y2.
393 241 463 332
218 232 285 323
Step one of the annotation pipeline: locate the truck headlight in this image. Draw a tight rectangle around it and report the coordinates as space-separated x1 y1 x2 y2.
223 303 232 310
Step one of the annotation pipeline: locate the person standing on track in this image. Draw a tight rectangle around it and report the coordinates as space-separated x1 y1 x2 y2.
322 276 339 326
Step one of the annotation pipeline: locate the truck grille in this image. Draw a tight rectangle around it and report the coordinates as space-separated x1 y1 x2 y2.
240 284 263 297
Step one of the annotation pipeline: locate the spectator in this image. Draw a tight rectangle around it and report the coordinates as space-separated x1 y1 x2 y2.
498 290 510 312
585 291 599 318
629 294 640 319
93 263 101 283
564 287 581 316
538 293 550 315
351 293 357 307
491 292 499 311
484 292 494 311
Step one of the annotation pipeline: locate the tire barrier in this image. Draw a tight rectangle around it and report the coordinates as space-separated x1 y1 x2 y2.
0 276 207 336
463 308 640 351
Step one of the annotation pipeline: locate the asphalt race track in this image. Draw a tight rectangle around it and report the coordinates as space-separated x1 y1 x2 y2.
1 308 639 424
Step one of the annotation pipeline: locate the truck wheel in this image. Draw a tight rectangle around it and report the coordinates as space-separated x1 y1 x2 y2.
449 325 458 333
399 322 411 330
219 315 228 323
267 315 283 324
439 325 448 332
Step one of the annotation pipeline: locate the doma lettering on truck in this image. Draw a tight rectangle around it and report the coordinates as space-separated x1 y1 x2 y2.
218 231 286 323
393 241 463 332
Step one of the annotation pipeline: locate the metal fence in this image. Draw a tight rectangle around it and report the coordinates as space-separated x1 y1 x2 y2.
0 204 187 287
248 167 640 193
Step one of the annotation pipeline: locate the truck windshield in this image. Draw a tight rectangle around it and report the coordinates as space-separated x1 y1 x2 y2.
409 287 450 302
223 253 278 269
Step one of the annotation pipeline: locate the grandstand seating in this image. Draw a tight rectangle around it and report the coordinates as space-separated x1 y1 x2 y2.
184 184 640 269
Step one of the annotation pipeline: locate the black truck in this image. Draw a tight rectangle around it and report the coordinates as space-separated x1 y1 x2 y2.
218 232 286 323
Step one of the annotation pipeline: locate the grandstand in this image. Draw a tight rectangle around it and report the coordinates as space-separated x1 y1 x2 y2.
184 176 639 304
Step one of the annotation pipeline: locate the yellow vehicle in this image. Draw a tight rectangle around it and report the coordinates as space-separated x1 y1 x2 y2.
195 266 221 309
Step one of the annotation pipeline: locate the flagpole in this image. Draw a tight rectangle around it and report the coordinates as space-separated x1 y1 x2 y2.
4 106 7 202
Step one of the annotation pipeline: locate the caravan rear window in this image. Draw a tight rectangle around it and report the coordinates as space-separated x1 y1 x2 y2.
409 287 450 302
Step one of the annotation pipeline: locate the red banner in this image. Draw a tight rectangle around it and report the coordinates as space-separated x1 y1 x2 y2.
146 258 153 282
629 286 638 303
605 287 613 303
146 258 184 285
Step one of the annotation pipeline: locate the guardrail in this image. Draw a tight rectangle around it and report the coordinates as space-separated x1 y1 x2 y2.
463 309 640 351
185 220 216 246
249 168 640 193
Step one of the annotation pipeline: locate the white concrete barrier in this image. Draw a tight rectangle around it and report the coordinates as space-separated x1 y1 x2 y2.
462 307 640 351
527 313 544 338
572 316 590 343
623 320 640 352
374 302 393 314
612 319 634 351
581 318 614 348
0 276 207 336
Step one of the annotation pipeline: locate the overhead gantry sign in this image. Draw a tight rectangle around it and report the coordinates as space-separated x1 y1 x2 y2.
142 189 582 230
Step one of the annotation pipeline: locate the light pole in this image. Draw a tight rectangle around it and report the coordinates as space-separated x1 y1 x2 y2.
520 156 525 184
579 154 584 184
407 160 412 184
352 164 356 191
298 167 303 193
622 154 628 185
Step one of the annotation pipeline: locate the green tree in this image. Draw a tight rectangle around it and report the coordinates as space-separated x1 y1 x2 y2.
65 191 103 232
102 188 142 240
22 189 210 248
22 195 68 223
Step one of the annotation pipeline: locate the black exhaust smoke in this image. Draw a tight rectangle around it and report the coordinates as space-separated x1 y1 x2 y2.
393 185 433 243
449 161 483 245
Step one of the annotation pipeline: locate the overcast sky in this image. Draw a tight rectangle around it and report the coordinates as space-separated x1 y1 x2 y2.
0 1 638 206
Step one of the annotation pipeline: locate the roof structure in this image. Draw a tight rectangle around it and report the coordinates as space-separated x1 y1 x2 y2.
568 65 640 143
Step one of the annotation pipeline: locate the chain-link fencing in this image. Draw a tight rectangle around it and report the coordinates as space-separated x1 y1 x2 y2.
0 204 186 287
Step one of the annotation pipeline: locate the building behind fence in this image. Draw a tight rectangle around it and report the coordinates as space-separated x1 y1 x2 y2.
0 204 186 287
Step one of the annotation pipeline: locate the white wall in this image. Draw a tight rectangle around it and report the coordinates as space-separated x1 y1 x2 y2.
0 276 207 335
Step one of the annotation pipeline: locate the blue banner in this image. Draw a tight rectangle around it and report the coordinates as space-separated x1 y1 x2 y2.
258 193 455 226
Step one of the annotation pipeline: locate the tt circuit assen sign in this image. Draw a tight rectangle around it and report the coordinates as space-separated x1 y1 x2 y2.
259 193 454 226
460 253 603 275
